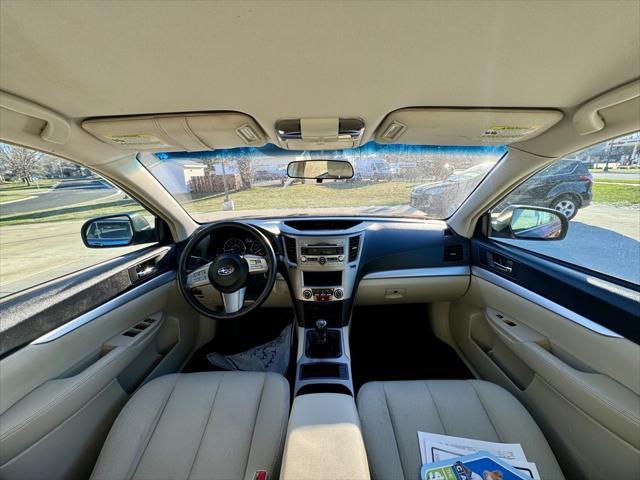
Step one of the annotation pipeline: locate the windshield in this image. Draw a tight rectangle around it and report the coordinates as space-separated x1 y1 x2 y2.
138 143 505 222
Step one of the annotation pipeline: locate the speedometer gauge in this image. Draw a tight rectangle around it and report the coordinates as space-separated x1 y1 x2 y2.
223 238 246 254
248 241 266 256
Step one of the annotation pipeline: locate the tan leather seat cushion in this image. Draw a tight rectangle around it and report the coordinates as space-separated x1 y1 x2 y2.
357 379 565 480
91 371 289 480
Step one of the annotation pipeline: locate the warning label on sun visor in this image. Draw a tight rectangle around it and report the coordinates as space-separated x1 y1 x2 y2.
480 125 543 139
103 133 172 148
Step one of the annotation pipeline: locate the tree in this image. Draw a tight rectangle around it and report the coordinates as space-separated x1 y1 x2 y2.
236 148 256 189
0 143 42 185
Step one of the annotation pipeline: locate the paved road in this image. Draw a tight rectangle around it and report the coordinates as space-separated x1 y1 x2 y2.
499 203 639 284
592 171 640 181
0 178 117 215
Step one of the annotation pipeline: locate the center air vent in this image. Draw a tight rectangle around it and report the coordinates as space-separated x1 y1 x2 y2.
348 235 361 262
284 236 297 263
284 219 362 231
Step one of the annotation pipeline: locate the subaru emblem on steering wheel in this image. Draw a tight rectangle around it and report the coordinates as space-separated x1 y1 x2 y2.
217 265 235 276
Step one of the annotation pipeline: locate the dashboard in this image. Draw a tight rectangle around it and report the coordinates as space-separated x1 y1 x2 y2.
187 217 472 313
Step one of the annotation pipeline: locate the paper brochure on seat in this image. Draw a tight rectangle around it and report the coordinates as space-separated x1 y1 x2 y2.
418 432 541 480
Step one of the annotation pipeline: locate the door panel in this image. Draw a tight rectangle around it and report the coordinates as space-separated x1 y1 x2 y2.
450 240 640 479
0 256 200 479
1 246 174 357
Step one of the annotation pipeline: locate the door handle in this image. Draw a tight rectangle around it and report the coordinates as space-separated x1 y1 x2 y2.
492 262 513 274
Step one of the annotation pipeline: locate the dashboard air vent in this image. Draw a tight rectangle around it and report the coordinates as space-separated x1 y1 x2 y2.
443 227 454 236
348 235 361 262
284 219 362 231
284 236 297 263
443 245 464 262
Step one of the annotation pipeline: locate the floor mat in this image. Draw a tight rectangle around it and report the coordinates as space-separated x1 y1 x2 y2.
182 307 296 375
206 323 293 375
349 304 473 393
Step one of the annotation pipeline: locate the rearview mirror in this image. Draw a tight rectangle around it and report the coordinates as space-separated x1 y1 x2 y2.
491 206 568 240
81 213 156 248
287 159 354 182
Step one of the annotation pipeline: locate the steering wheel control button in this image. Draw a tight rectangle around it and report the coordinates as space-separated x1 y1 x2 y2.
187 267 210 288
303 289 313 299
334 288 344 299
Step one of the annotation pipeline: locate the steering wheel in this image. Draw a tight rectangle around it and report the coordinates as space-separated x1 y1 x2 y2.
178 222 278 319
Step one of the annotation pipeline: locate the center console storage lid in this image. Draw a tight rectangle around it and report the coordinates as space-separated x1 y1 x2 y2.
280 393 370 480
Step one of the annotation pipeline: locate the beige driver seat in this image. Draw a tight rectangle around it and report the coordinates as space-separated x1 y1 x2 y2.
91 371 289 480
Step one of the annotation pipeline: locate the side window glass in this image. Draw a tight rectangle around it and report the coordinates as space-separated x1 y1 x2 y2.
492 132 639 285
0 143 156 297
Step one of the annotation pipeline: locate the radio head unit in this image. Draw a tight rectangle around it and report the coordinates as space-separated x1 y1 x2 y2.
284 233 362 303
298 239 346 265
301 245 344 256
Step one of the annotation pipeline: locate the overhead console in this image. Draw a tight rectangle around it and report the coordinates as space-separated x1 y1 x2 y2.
275 117 365 150
82 112 267 151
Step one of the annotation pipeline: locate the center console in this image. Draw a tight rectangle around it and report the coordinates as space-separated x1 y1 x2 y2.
280 393 371 480
285 234 361 304
282 226 365 396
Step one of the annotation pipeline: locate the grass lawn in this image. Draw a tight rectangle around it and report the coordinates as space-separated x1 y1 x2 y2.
592 183 640 206
0 179 59 204
1 179 637 226
0 198 143 226
184 181 421 213
0 181 421 226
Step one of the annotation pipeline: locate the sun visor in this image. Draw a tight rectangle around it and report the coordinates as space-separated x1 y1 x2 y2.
375 108 563 145
82 112 267 151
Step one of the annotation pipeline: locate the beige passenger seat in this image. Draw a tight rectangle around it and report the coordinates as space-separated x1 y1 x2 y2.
357 379 565 479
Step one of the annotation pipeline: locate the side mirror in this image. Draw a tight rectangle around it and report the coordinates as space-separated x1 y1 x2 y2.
81 213 156 248
287 159 354 182
491 206 568 240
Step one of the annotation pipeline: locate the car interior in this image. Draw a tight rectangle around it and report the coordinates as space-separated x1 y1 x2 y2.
0 2 639 480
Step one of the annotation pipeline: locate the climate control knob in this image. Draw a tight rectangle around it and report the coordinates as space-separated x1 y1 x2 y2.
302 289 313 300
318 257 326 265
333 288 344 299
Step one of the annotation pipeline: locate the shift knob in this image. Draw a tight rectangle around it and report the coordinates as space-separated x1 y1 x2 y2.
315 319 328 344
315 319 327 331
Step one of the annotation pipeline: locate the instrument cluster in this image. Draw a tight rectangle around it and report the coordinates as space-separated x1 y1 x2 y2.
209 232 267 257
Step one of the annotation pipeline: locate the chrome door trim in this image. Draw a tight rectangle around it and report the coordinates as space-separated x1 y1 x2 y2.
362 266 470 280
31 271 176 345
472 266 622 338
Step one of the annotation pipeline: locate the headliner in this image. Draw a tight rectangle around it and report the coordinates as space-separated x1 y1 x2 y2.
1 0 639 147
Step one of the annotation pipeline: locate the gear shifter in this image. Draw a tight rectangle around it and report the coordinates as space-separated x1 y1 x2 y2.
315 319 328 345
306 318 340 358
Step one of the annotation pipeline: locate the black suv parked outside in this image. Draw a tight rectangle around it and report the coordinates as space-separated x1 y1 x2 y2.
410 159 593 219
